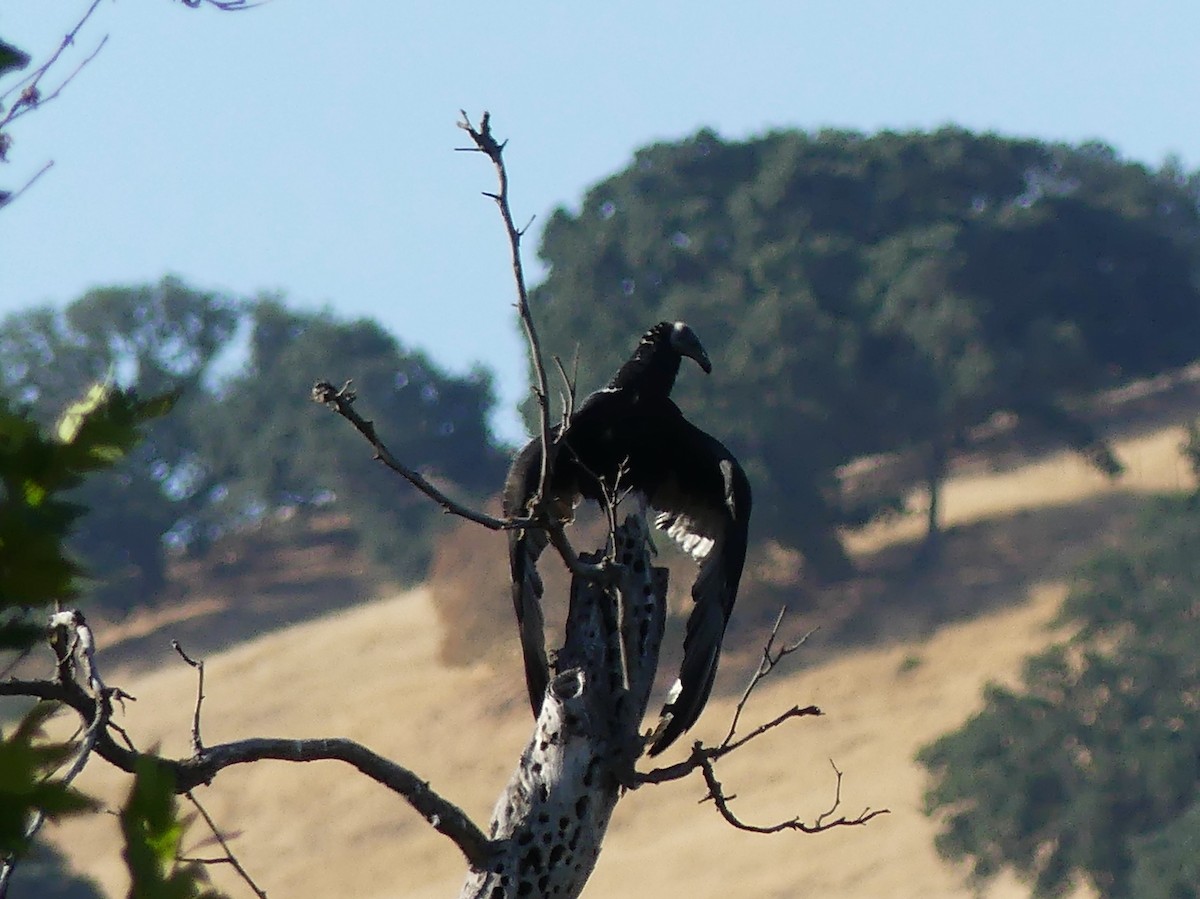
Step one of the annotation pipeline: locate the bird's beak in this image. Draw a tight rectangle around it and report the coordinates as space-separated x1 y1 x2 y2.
671 323 713 374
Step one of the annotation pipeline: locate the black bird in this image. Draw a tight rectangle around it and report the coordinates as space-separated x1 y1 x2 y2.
502 321 752 756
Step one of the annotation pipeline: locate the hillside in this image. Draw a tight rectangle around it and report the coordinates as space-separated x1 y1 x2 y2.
34 415 1196 899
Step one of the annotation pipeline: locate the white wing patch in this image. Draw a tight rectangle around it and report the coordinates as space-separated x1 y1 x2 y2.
655 511 717 561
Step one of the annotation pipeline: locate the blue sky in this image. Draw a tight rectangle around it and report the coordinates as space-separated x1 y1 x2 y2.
2 1 1197 444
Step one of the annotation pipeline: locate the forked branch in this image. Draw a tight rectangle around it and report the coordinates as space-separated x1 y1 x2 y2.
698 757 889 835
636 607 890 834
311 379 510 531
0 0 107 133
455 110 555 511
316 113 607 587
0 618 496 871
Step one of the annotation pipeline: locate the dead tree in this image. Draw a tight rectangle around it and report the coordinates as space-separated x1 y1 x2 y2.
0 112 885 898
459 517 665 898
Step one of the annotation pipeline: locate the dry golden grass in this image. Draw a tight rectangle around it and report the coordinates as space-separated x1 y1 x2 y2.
41 424 1194 898
845 425 1194 555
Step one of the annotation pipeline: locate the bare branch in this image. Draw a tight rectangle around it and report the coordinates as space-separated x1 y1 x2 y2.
0 675 496 870
551 354 575 429
546 523 616 583
696 755 889 835
311 379 513 531
720 703 824 755
183 791 268 899
177 0 271 9
456 112 555 520
172 641 206 755
0 669 109 893
0 0 107 131
721 607 817 748
635 703 824 788
0 160 53 210
628 608 887 837
317 114 609 596
7 35 108 123
551 345 580 431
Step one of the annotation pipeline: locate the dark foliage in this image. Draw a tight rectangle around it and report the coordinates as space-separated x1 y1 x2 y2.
0 278 238 611
204 299 508 581
918 494 1200 898
529 127 1200 573
4 841 105 899
0 282 508 612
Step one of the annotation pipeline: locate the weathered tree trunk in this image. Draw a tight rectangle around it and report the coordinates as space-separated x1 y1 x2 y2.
459 515 667 899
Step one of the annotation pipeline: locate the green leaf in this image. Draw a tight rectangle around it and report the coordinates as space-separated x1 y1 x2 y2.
0 617 45 651
0 704 99 857
56 383 180 473
56 383 112 444
21 478 47 507
0 384 179 611
121 758 227 899
918 495 1200 897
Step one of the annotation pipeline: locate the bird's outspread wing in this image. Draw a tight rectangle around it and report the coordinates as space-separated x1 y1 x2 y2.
646 420 752 755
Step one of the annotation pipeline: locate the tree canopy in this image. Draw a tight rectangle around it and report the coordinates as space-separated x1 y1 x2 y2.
528 127 1200 573
918 492 1200 899
202 298 507 576
0 280 508 613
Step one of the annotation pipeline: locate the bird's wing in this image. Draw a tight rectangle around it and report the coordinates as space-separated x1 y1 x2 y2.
646 419 751 755
502 438 552 716
501 390 626 717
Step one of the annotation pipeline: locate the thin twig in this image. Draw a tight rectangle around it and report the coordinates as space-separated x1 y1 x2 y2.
184 791 268 898
0 0 107 129
551 354 573 433
720 703 824 755
456 111 555 515
311 380 513 531
178 0 270 9
0 160 53 210
11 35 108 120
721 607 816 748
456 111 612 587
630 608 887 834
319 113 605 589
697 755 888 834
636 703 824 787
551 352 579 431
172 641 206 755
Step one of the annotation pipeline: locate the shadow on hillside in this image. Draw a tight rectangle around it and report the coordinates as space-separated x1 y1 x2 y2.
92 516 389 675
712 489 1155 688
83 484 1174 701
953 366 1200 481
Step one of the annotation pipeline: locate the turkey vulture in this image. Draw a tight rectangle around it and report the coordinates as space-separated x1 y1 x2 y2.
502 321 752 756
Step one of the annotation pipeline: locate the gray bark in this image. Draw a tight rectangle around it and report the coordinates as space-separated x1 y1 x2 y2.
459 514 667 899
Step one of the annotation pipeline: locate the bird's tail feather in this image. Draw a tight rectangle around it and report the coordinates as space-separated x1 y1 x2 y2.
510 529 550 716
646 593 725 756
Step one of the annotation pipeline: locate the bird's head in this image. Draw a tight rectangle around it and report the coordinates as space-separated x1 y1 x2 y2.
667 321 712 374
